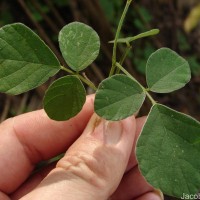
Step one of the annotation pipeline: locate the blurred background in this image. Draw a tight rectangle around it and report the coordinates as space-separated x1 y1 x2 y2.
0 0 200 199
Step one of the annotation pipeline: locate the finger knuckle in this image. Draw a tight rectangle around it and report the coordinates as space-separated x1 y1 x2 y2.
57 151 107 189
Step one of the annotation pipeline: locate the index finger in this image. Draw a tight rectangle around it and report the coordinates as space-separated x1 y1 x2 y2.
0 95 94 194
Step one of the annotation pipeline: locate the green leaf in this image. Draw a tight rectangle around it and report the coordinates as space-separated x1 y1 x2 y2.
109 29 159 44
0 23 60 95
146 48 191 93
43 75 86 121
94 74 146 121
59 22 100 72
136 104 200 198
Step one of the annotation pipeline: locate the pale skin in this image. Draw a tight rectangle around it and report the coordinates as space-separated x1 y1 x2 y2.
0 95 162 200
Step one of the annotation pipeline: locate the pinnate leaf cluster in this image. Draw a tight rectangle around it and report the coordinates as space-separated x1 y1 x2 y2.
0 20 200 199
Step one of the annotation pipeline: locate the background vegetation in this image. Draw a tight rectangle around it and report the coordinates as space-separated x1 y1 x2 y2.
0 1 200 199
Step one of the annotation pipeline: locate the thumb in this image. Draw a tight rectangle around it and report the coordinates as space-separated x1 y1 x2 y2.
22 114 136 200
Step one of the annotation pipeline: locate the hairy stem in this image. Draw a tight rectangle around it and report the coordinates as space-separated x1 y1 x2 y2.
116 42 132 74
78 74 97 91
116 62 139 84
109 0 133 77
60 66 97 90
145 91 156 105
60 66 74 74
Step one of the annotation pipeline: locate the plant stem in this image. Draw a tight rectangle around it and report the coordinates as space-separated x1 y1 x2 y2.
120 42 132 64
78 75 97 91
60 66 97 91
116 42 132 74
116 62 156 105
145 90 156 105
116 62 139 83
109 0 133 77
60 66 74 74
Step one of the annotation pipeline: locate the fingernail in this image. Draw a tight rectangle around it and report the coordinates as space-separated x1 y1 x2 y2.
86 114 123 145
154 189 164 200
104 121 122 145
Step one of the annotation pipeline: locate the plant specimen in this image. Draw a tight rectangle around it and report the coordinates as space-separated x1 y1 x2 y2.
0 0 199 198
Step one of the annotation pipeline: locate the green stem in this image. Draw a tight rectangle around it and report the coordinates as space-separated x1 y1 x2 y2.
115 62 156 105
60 65 74 74
60 66 97 91
145 90 156 105
116 62 139 84
116 42 132 74
109 0 133 77
78 75 97 91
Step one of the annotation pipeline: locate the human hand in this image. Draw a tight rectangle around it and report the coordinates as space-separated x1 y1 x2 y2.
0 95 163 200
